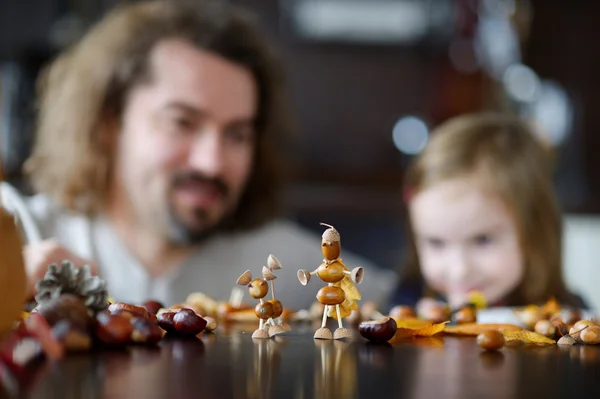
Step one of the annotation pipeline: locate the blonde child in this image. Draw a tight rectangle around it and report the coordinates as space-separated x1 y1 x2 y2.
393 113 585 309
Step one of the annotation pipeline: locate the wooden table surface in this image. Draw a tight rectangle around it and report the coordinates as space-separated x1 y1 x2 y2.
5 322 600 399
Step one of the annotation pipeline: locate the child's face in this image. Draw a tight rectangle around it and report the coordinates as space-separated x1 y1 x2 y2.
409 177 524 308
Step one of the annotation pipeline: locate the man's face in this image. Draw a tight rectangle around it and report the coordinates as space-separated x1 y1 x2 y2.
409 178 525 308
112 39 257 243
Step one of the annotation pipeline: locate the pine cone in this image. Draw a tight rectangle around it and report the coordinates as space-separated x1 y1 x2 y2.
35 260 109 313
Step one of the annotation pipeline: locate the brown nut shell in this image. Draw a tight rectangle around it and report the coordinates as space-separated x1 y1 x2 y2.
254 302 274 320
173 309 207 335
359 317 397 343
316 261 345 283
477 330 505 351
316 286 345 305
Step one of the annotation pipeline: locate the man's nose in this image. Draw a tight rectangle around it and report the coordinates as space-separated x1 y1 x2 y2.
187 129 225 177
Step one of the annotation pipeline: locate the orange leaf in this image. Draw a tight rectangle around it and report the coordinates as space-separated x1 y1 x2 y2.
503 330 556 345
541 297 561 317
395 321 448 338
392 318 437 330
444 323 523 336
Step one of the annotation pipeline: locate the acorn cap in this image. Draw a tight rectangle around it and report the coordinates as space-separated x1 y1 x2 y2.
262 266 277 281
320 223 340 243
237 270 252 285
267 254 282 271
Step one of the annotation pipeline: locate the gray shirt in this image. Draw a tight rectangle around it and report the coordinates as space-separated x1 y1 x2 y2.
1 183 398 310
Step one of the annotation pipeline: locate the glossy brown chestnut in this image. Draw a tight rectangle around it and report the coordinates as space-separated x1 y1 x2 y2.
254 302 274 320
173 308 207 335
477 330 505 351
267 299 283 318
453 306 477 324
316 286 345 305
142 300 165 315
157 311 177 333
359 317 398 343
131 318 163 344
316 261 345 283
94 312 134 345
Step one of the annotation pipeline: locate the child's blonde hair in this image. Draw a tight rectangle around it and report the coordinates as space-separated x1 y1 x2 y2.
403 112 572 305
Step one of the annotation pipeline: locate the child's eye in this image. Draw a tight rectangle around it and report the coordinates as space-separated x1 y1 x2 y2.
426 238 445 249
473 234 493 246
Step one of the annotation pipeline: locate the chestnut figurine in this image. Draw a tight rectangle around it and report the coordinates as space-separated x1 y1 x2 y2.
297 223 364 340
237 254 289 339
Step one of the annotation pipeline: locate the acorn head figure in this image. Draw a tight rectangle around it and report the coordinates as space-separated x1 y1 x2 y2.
320 223 341 260
236 270 269 299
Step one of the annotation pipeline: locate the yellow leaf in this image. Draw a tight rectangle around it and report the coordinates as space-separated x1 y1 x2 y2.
21 311 30 320
503 330 556 345
541 297 561 318
394 321 448 338
414 322 448 337
444 323 523 336
392 318 436 329
468 291 488 309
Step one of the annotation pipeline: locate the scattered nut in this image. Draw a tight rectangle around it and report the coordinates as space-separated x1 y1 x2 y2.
534 320 556 338
94 312 134 346
203 316 218 332
557 335 577 346
173 309 207 335
36 294 91 330
477 330 505 351
358 317 397 343
453 307 477 324
389 305 416 320
52 320 92 352
157 312 177 333
254 302 274 320
131 318 163 344
580 326 600 345
142 300 165 315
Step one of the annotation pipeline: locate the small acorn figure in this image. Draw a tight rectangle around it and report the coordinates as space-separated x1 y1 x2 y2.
297 223 363 340
237 254 288 339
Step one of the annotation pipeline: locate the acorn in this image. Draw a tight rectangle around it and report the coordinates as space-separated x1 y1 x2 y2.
316 286 345 305
359 317 397 343
453 306 477 324
248 279 269 299
316 261 345 283
580 326 600 345
320 223 341 260
389 305 416 320
477 330 505 351
534 320 556 338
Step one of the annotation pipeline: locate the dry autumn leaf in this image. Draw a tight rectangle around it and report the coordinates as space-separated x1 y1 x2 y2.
444 323 523 336
393 321 448 339
392 318 436 330
503 330 556 345
541 297 561 318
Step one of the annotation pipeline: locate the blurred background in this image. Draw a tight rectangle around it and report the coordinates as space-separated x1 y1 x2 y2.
1 0 599 309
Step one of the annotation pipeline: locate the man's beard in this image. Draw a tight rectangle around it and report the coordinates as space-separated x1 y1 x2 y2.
164 171 233 245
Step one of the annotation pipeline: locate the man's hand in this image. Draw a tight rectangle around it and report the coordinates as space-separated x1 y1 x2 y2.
24 239 98 297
